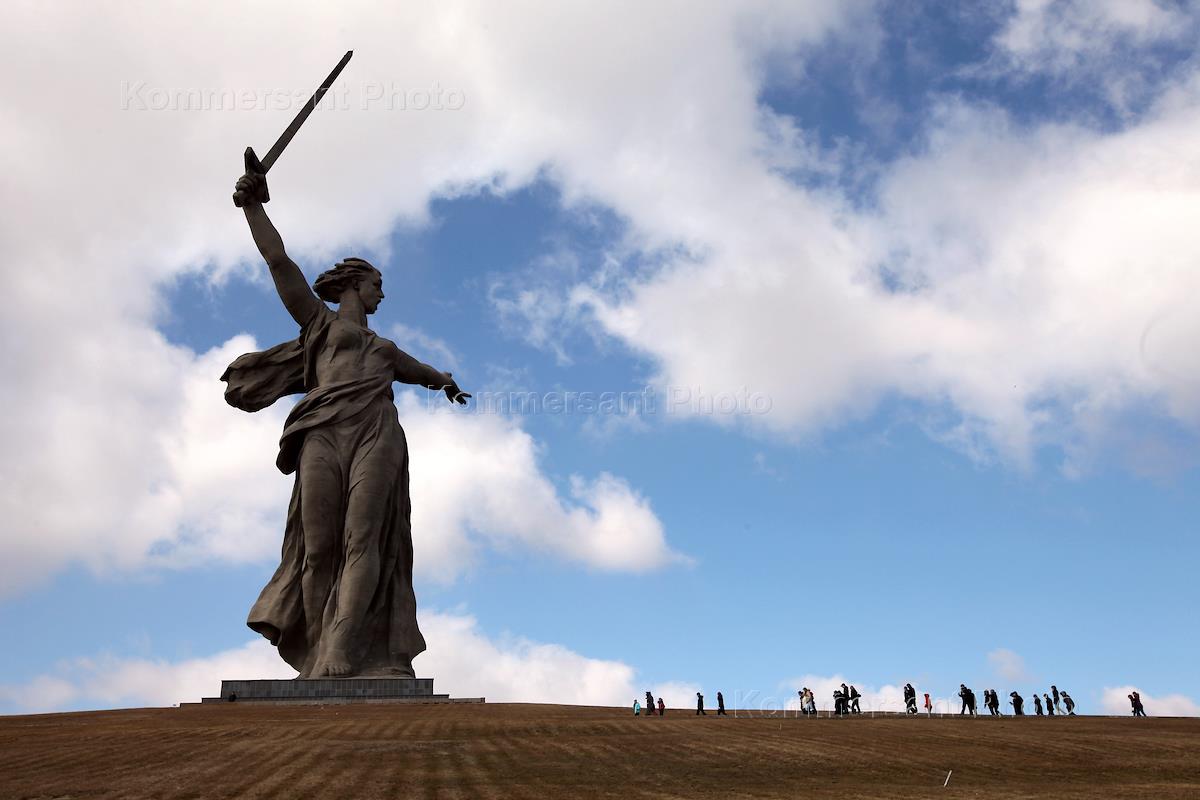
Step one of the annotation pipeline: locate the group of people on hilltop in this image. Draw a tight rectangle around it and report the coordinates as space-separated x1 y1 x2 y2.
633 691 667 716
633 690 728 716
815 681 1086 717
957 684 1077 716
831 683 862 715
633 682 1151 718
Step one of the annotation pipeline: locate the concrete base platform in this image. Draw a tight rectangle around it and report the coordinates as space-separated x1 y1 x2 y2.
196 677 484 705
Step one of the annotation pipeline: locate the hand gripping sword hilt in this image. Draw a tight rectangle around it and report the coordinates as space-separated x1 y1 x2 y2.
232 147 270 208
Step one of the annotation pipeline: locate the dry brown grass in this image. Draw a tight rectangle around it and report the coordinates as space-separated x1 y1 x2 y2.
1 703 1197 799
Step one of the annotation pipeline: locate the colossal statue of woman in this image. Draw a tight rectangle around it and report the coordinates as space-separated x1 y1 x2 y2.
221 171 468 678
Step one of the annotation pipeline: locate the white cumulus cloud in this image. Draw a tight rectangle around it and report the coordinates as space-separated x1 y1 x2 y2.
2 0 860 595
576 82 1200 470
995 0 1191 73
0 611 640 714
399 390 684 580
0 327 678 594
987 648 1032 682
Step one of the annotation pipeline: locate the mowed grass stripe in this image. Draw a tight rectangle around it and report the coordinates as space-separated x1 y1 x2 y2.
10 733 141 792
465 723 533 799
213 726 317 798
235 723 335 800
486 721 544 800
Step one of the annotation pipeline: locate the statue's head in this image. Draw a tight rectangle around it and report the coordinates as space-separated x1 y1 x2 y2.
314 257 384 313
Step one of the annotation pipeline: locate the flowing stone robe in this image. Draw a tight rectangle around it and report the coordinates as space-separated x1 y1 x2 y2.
221 303 425 677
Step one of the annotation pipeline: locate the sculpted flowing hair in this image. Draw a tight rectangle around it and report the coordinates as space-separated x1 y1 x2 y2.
313 257 379 303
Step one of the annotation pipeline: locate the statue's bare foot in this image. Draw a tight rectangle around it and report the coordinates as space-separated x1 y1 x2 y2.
318 651 352 677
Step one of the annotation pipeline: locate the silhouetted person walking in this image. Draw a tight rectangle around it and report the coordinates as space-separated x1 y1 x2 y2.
904 683 918 714
717 691 727 715
1044 693 1055 716
645 691 656 716
1033 694 1044 715
958 684 976 715
833 689 847 716
1130 692 1147 717
696 692 706 716
849 685 862 714
1062 692 1076 715
1010 691 1024 715
657 697 666 716
1051 685 1061 714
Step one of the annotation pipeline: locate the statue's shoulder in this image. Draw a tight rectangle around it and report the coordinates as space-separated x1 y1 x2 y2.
374 331 402 353
300 302 337 338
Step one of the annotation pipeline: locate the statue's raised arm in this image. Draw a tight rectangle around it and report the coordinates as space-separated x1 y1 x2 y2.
234 171 321 327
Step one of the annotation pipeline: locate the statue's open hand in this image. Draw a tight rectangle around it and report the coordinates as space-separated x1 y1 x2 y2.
233 171 267 208
443 373 470 406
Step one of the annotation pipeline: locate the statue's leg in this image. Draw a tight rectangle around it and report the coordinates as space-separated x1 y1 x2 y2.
320 416 402 676
297 431 344 676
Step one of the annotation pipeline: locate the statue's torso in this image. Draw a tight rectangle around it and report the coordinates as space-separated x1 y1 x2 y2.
312 317 396 387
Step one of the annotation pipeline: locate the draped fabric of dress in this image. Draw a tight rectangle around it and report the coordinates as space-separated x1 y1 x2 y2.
221 303 426 677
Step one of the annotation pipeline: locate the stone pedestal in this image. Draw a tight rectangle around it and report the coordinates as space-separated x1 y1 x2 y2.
197 677 483 705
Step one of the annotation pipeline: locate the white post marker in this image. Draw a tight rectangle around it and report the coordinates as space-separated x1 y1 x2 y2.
944 770 953 787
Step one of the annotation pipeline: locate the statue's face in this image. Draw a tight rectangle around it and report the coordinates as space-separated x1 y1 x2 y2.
359 272 385 314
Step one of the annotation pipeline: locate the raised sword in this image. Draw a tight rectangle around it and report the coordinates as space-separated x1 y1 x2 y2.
232 50 353 207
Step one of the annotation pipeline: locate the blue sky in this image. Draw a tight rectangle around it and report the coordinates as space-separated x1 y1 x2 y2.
1 1 1198 715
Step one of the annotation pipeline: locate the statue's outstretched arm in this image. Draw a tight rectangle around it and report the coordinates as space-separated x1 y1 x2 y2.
234 172 321 327
394 349 470 405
